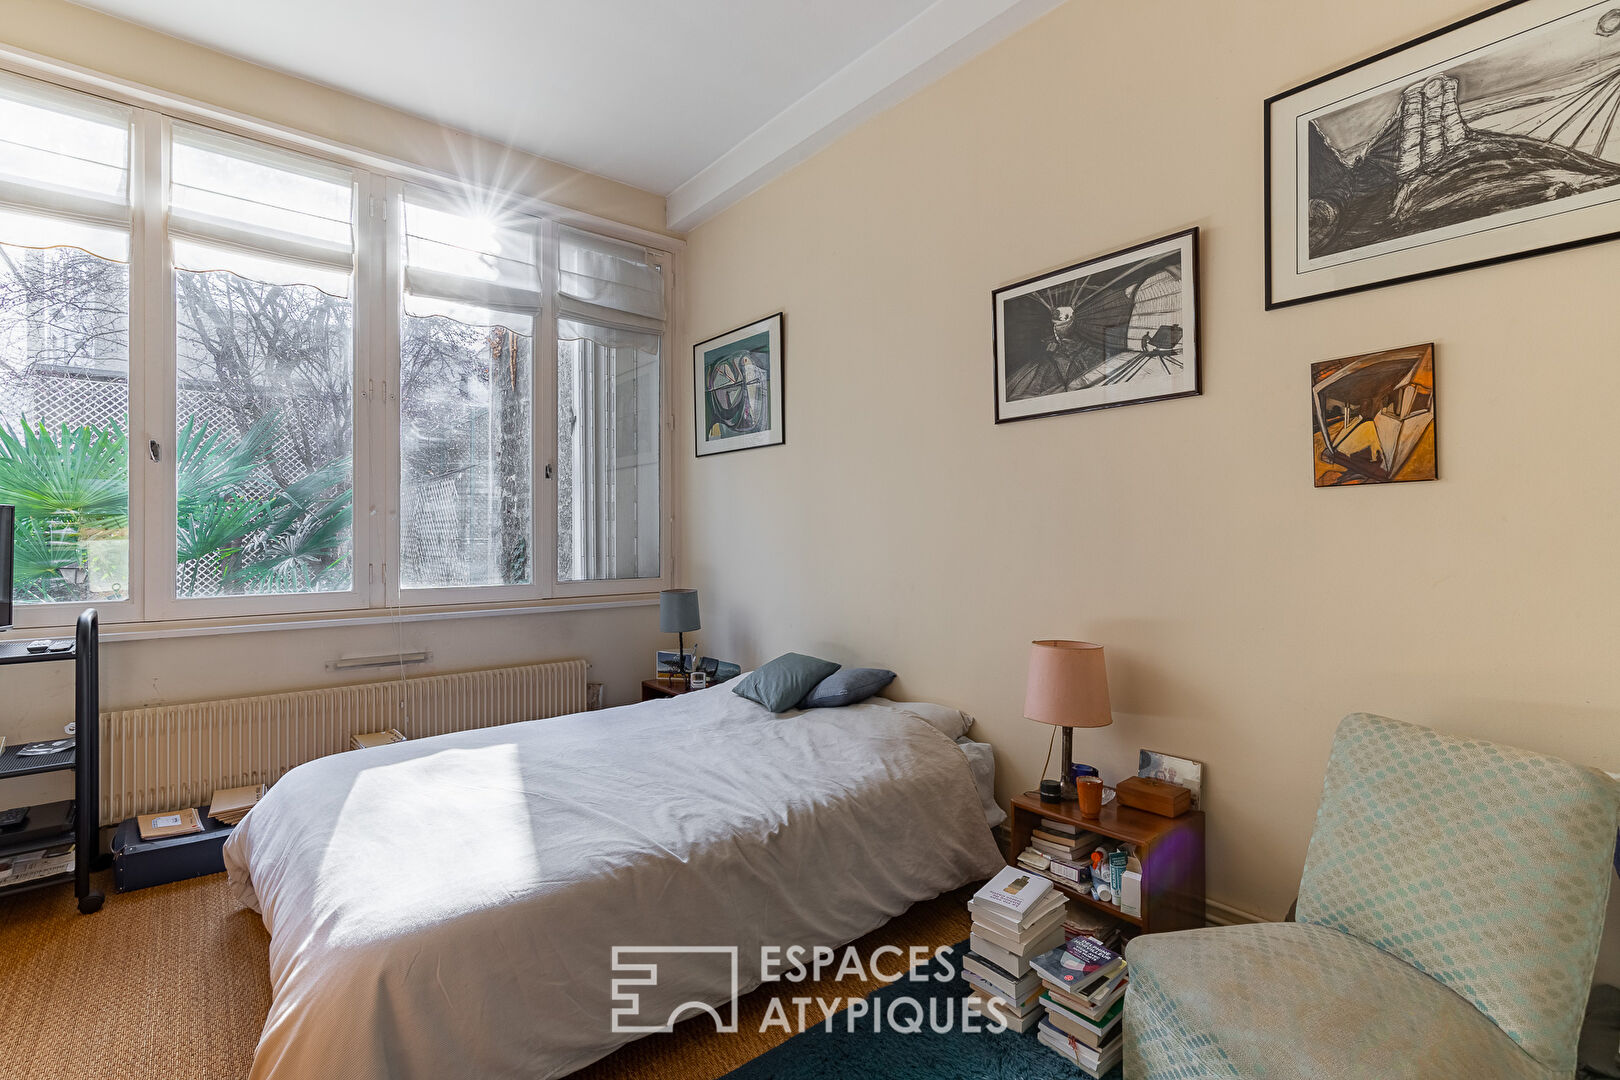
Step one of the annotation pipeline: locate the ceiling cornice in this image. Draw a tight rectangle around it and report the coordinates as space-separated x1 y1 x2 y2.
666 0 1065 233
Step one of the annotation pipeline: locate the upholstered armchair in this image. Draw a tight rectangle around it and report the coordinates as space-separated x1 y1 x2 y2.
1123 712 1619 1078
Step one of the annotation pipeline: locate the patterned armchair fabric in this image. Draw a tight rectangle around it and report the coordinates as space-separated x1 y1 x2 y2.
1125 713 1620 1080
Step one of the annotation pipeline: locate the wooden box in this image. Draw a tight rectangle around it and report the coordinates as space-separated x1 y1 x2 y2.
1115 776 1192 818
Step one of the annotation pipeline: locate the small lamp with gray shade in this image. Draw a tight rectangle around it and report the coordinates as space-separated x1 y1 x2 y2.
1024 639 1113 800
659 589 700 687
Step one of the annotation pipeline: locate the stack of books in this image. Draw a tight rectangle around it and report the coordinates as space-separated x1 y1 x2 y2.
1019 817 1104 888
208 784 265 826
962 867 1069 1033
1031 935 1128 1078
351 728 406 750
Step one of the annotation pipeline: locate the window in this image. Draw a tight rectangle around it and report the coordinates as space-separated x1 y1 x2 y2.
0 73 132 608
555 227 663 584
170 124 357 600
399 192 539 591
0 63 671 626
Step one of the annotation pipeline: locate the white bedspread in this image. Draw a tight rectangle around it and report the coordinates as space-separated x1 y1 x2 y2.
223 685 1004 1080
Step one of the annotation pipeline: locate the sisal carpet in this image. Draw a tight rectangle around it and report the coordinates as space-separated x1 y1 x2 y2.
0 870 271 1080
0 872 974 1080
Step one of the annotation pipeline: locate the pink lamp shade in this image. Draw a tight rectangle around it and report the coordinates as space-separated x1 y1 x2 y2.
1024 640 1112 729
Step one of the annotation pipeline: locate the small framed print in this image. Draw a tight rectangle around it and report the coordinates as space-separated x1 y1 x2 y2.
1312 343 1437 487
694 312 785 456
993 229 1200 423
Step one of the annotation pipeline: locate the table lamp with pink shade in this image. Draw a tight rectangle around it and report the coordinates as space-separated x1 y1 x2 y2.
1024 639 1113 801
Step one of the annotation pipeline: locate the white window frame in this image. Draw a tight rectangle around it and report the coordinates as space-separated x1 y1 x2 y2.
548 231 674 600
0 46 678 630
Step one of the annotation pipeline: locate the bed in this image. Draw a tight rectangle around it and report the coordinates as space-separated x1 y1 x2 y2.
223 682 1006 1080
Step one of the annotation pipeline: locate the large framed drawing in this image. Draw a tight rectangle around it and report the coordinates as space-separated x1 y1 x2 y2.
1266 0 1620 309
992 229 1200 423
693 312 784 457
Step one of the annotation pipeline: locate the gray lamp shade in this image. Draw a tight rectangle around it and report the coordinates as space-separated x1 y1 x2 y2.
659 589 700 633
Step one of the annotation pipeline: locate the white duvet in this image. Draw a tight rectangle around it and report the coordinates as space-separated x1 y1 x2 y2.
223 685 1004 1080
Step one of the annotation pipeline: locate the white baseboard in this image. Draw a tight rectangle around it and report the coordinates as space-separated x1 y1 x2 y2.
1205 897 1269 927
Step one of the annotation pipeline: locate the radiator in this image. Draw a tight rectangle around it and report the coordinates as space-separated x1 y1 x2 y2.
100 658 589 821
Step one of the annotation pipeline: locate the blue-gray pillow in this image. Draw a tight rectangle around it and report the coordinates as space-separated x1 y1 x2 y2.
800 667 896 709
732 653 841 713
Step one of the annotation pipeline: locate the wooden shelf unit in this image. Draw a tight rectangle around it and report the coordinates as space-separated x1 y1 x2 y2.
1008 790 1204 935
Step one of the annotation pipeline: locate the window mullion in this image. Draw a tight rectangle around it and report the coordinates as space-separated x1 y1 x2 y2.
537 219 560 600
135 110 176 624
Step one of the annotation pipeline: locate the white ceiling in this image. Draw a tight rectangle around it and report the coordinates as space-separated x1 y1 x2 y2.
65 0 1062 230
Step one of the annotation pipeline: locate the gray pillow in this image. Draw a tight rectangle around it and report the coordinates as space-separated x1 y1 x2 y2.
800 667 896 709
732 653 841 713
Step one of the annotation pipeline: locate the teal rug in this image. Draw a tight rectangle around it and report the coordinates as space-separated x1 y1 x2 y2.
720 941 1123 1080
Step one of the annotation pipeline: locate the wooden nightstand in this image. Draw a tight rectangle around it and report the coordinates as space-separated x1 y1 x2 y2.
1008 790 1205 935
641 679 699 701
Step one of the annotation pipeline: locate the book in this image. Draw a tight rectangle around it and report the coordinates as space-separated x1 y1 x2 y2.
1015 847 1050 872
1041 993 1124 1048
1031 827 1086 848
208 783 265 826
1038 817 1080 836
973 865 1053 924
1030 837 1086 859
0 842 74 884
961 952 1042 1002
351 729 406 750
969 925 1065 975
1042 970 1128 1018
969 887 1064 932
968 894 1066 944
136 807 203 841
1031 936 1126 1003
966 989 1044 1032
1038 1017 1123 1076
1045 856 1088 885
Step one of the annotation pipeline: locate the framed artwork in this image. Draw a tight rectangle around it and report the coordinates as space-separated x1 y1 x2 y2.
1266 0 1620 309
1312 343 1437 487
992 228 1200 423
654 648 696 678
693 312 785 456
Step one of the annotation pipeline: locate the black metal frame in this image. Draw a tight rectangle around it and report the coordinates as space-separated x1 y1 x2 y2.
1263 0 1620 309
0 609 103 913
991 227 1203 424
692 311 786 457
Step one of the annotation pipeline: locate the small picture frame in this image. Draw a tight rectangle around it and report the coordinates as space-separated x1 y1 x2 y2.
689 670 709 689
654 649 696 680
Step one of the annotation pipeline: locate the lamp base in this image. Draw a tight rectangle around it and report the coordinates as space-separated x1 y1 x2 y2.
1059 726 1077 800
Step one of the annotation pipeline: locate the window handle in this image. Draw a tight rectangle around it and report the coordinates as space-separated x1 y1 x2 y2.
148 440 161 463
544 463 554 480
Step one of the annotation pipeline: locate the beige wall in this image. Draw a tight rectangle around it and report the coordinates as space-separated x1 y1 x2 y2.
679 0 1620 964
0 1 669 776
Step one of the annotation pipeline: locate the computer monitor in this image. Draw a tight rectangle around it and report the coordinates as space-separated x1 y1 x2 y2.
0 505 13 632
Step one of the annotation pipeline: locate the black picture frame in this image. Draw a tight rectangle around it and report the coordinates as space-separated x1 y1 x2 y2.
991 228 1202 424
692 312 786 457
1265 0 1620 309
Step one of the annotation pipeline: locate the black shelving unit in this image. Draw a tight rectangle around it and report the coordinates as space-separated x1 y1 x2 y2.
0 609 102 913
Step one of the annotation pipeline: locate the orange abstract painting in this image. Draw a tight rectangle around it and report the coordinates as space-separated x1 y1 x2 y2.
1311 344 1436 487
